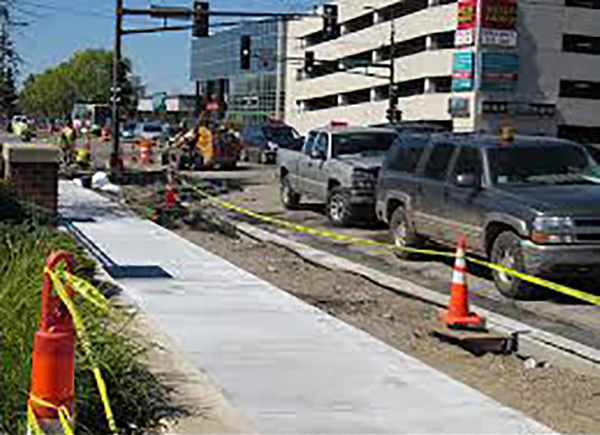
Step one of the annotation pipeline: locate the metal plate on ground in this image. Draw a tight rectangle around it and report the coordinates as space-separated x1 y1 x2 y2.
105 265 173 279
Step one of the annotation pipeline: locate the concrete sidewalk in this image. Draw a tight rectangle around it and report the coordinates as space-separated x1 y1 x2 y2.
59 180 553 434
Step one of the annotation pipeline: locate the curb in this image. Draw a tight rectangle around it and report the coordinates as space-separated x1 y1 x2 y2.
233 220 600 374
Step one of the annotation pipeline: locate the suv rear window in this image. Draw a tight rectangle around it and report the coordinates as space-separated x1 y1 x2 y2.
423 142 456 180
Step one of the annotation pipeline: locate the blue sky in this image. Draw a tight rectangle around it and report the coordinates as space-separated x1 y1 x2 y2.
15 0 322 95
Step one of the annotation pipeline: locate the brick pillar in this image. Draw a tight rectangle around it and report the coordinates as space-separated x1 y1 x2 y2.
3 144 60 216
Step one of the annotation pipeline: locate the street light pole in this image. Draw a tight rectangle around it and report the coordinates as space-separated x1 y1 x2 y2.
111 0 123 171
366 5 400 124
389 14 397 124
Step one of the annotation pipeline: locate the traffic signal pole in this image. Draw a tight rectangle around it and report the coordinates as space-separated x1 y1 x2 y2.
108 2 322 173
111 0 123 171
389 15 397 124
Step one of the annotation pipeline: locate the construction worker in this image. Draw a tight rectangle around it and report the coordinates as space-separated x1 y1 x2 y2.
59 122 76 167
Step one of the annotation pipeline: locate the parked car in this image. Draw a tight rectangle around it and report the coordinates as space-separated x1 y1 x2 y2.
241 123 303 164
372 122 448 135
278 126 398 226
134 123 164 142
376 132 600 299
121 122 137 140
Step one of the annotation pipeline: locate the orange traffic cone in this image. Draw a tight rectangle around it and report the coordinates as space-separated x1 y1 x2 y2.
140 140 151 166
444 236 485 330
29 251 75 432
165 184 178 209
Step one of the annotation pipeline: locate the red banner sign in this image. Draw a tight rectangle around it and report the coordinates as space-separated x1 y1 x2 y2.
458 0 477 29
481 0 518 30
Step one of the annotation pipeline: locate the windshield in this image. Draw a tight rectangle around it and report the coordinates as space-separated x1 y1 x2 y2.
143 124 163 133
488 144 600 186
332 132 397 157
265 126 299 146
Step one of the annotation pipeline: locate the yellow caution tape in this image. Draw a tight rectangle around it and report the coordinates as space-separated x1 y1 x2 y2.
185 183 600 306
27 403 44 435
46 268 118 435
28 395 74 435
64 272 111 313
468 257 600 305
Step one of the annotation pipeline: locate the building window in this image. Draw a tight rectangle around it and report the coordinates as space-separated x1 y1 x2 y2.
563 34 600 55
565 0 600 8
378 0 429 22
397 78 426 98
430 76 452 93
430 31 455 50
560 80 600 99
379 36 427 61
374 85 390 101
341 88 371 106
303 95 338 111
340 50 373 69
305 31 326 48
558 125 600 144
344 12 374 35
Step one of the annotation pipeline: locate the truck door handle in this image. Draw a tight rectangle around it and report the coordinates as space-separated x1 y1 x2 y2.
307 162 313 167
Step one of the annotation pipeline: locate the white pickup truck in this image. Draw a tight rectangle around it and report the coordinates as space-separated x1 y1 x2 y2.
277 126 398 226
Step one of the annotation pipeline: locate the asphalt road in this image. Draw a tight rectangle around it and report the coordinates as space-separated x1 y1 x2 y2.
189 162 600 352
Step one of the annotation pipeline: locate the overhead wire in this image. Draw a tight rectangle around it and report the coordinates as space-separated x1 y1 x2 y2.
18 0 114 20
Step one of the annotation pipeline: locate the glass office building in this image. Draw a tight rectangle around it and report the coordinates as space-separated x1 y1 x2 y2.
190 19 288 125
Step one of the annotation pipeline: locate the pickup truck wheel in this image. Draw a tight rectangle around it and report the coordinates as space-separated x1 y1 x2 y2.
327 188 354 227
490 232 543 300
280 175 301 209
390 207 420 260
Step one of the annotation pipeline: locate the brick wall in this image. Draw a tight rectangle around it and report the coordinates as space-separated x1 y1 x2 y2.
2 145 60 216
7 162 59 214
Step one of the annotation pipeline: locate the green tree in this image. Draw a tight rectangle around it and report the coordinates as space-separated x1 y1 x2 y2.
19 49 144 119
0 67 17 117
0 2 21 118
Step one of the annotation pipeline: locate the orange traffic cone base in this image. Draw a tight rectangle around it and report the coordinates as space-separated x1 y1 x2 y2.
444 312 485 330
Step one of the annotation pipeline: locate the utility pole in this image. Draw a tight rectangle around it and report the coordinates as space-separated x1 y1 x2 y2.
389 15 397 124
111 0 123 171
365 5 400 124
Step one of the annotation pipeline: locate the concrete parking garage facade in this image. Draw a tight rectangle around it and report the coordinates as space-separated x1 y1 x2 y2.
284 0 600 143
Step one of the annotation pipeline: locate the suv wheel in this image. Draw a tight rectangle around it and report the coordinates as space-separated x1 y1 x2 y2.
280 175 301 209
490 231 543 300
389 207 420 260
327 187 353 227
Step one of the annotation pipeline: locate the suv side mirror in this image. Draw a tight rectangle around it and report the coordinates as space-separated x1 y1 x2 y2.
455 173 480 188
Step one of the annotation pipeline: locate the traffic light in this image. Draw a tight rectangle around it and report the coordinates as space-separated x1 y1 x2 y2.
240 35 252 70
387 108 402 124
304 51 315 74
323 4 339 39
193 1 209 38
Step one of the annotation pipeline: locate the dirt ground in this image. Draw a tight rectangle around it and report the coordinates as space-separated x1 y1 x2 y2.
172 225 600 434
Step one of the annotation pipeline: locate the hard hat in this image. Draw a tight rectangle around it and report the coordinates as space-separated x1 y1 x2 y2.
500 124 516 142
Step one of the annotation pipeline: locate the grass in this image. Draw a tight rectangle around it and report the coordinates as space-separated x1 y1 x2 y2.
0 187 188 434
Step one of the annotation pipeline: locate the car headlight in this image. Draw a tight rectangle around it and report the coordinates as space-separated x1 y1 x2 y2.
531 216 574 244
352 169 377 189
